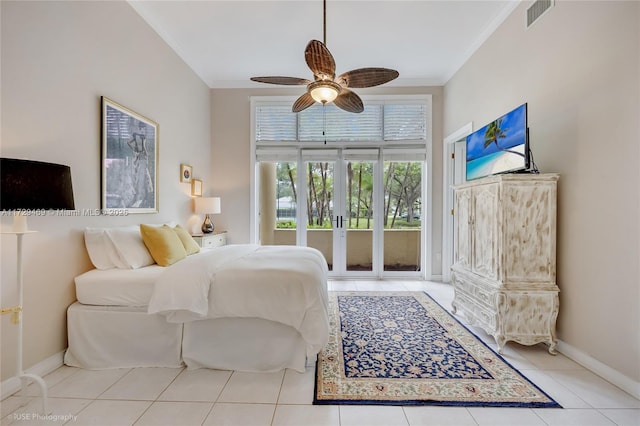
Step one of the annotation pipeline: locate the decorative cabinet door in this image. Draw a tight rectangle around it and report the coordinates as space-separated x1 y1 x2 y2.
472 183 500 281
503 183 557 284
454 187 472 270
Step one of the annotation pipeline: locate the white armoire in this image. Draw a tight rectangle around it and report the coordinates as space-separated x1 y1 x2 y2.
451 173 560 354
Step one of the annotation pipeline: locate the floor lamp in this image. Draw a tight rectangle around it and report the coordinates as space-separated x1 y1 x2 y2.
0 158 75 415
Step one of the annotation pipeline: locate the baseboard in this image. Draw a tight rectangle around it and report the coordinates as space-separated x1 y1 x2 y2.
2 342 637 402
0 351 65 400
557 339 640 400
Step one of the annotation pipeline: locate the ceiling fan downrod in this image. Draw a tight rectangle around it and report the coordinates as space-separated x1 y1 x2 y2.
323 0 327 46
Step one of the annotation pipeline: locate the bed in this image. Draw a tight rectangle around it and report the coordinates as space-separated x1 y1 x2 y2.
64 225 330 373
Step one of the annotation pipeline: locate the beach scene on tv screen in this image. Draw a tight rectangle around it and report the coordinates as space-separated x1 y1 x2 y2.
466 104 527 180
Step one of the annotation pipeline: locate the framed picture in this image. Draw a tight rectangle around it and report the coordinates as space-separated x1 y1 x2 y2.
191 179 203 197
180 163 193 183
101 97 158 214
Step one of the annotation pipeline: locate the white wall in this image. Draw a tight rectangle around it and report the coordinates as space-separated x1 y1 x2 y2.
0 1 211 380
444 1 639 383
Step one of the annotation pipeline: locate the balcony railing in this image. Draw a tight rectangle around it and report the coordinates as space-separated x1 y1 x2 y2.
272 229 420 271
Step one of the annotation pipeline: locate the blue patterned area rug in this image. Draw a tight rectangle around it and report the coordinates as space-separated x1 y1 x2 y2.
314 292 561 407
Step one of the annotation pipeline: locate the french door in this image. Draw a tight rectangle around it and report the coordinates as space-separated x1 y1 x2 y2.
301 149 377 277
259 148 425 278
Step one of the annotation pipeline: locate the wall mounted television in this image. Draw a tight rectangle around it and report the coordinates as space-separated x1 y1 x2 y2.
466 103 530 181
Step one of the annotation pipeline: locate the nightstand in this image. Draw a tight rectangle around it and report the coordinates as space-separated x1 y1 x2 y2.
191 231 227 248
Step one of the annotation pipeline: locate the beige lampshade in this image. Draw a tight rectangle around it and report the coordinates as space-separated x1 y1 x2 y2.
194 197 221 214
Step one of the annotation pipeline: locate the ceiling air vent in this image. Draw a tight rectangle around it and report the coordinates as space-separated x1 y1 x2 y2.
527 0 554 28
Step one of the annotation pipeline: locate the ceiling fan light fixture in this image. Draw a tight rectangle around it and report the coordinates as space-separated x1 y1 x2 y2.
309 80 340 104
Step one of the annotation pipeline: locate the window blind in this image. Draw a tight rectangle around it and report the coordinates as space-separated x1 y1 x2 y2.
383 148 427 161
255 147 298 162
298 105 382 142
255 105 297 142
343 148 380 161
300 149 339 161
255 101 427 143
384 104 427 141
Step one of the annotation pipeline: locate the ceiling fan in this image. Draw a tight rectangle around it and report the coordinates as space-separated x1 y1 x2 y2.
250 0 399 113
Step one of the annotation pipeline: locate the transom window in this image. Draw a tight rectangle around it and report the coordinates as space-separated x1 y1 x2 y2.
254 96 429 145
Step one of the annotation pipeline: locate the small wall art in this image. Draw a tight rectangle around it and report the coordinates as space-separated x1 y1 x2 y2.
191 179 203 197
180 163 193 183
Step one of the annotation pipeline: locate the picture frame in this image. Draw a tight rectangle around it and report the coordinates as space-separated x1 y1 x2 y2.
101 96 158 214
180 163 193 183
191 179 203 197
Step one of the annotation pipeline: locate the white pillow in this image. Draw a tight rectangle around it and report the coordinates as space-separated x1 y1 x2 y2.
105 226 155 269
84 228 128 270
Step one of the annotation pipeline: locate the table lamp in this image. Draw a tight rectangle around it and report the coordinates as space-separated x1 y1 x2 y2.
194 196 221 234
0 157 75 415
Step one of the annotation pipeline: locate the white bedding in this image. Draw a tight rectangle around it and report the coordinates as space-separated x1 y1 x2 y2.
148 244 330 357
75 249 214 306
75 265 165 306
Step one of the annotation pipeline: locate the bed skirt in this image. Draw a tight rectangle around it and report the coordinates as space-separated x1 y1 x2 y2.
65 303 310 372
183 317 308 373
64 302 184 369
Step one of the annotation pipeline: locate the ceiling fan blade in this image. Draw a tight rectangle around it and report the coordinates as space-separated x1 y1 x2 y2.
250 76 311 86
336 68 399 88
305 40 336 81
292 92 316 113
334 89 364 113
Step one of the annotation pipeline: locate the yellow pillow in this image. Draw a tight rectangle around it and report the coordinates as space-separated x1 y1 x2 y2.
140 224 187 266
173 224 200 255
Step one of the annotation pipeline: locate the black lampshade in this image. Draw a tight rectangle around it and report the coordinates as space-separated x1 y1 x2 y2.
1 158 75 211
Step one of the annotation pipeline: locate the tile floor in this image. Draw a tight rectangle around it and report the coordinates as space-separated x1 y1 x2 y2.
2 280 639 426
